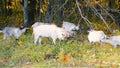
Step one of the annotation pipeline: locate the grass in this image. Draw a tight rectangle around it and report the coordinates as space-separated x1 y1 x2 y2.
0 32 120 68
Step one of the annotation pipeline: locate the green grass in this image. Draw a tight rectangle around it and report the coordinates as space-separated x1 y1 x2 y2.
0 33 120 68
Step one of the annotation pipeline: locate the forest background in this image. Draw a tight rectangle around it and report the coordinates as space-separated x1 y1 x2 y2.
0 0 120 31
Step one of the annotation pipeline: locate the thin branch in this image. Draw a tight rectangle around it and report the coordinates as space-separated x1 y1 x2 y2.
84 0 112 33
95 1 116 25
77 18 82 26
76 0 92 29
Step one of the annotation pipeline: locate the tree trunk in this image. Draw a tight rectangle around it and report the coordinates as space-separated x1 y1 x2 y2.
24 0 36 27
57 0 64 26
3 0 7 16
7 0 12 15
28 0 36 26
0 0 6 16
45 0 54 23
38 0 43 22
109 0 115 9
24 0 28 27
50 0 54 23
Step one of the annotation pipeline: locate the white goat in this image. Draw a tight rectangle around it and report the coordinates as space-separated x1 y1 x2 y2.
32 22 51 28
88 30 107 44
33 24 68 45
101 36 120 48
62 21 79 36
32 22 44 28
0 27 27 40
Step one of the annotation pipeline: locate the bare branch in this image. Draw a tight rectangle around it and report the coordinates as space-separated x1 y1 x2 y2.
95 1 116 25
84 0 112 33
77 18 82 27
76 0 93 29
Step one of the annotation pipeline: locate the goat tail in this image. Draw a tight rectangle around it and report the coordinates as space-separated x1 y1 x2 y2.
0 30 3 33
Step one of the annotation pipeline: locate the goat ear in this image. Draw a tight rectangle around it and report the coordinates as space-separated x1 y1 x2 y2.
19 27 23 30
19 26 27 30
19 26 24 29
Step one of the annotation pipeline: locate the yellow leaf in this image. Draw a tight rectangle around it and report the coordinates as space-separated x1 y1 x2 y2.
40 9 43 13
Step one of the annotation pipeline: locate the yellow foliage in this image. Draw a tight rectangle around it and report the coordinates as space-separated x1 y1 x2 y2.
28 1 30 4
90 1 97 6
39 0 49 14
85 3 88 8
44 0 47 4
100 0 103 2
115 0 120 8
11 2 15 6
115 0 119 5
40 9 44 13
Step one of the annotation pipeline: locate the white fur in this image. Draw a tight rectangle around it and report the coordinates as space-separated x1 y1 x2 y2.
88 30 107 44
33 24 68 45
101 36 120 48
32 22 51 28
32 22 44 28
0 27 27 40
62 21 79 36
